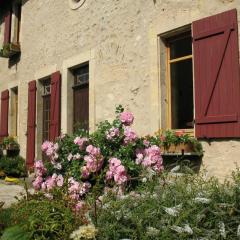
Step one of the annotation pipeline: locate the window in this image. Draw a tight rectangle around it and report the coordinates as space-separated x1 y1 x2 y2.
161 9 240 138
72 63 89 132
0 0 21 58
41 79 51 142
166 32 194 130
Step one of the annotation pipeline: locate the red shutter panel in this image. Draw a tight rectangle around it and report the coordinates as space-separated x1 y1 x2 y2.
0 90 9 142
26 81 37 168
49 71 61 141
4 7 12 44
193 9 240 138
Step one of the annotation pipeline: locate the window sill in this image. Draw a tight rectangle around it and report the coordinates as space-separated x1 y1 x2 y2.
162 152 203 157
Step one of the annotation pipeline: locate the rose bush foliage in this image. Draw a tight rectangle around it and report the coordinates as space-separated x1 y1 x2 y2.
32 106 164 211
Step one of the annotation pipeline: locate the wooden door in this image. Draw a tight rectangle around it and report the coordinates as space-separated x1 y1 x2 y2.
73 85 89 132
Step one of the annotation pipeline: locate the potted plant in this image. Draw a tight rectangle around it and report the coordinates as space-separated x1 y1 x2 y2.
0 43 21 58
159 130 202 154
2 136 20 157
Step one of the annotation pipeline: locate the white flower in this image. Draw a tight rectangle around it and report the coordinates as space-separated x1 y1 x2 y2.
74 153 81 160
53 163 62 170
194 197 211 204
67 153 73 161
142 177 147 183
237 225 240 237
171 225 185 233
146 226 160 236
170 165 180 173
219 222 226 239
163 204 182 216
170 224 193 235
183 224 193 234
70 224 97 240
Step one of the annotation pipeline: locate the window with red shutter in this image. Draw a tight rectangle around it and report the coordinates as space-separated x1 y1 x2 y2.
0 90 9 142
26 81 37 168
1 2 21 58
49 71 61 141
193 9 240 138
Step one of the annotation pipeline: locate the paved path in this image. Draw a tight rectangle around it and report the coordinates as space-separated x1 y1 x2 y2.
0 180 33 208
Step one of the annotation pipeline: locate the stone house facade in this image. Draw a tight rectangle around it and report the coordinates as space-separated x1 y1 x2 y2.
0 0 240 180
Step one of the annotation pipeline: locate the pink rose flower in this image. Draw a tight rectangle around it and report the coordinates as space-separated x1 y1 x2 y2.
32 176 43 190
106 127 120 140
120 111 134 126
74 137 88 150
124 127 137 144
45 177 55 190
106 158 128 185
75 201 85 212
136 145 164 173
56 174 64 187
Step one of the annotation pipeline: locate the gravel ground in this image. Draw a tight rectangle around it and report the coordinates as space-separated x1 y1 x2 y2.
0 179 34 209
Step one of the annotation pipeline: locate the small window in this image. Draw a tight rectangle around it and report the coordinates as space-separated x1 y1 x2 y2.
72 63 89 132
41 79 51 142
166 32 194 130
73 64 89 86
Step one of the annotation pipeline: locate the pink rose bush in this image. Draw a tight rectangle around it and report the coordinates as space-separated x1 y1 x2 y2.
33 106 164 206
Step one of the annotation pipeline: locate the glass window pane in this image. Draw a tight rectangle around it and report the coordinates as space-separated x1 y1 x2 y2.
170 59 193 129
170 36 192 59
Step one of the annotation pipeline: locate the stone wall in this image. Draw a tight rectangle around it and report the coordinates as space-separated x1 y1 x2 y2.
0 0 240 179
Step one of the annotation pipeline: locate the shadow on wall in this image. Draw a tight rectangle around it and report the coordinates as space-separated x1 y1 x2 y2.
163 155 203 174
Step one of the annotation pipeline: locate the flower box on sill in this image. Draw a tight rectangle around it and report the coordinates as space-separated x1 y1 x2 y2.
0 42 21 58
160 143 203 156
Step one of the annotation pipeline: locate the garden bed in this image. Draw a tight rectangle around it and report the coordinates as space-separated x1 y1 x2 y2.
0 106 220 240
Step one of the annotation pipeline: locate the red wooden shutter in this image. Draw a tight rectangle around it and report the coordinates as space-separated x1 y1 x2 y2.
49 71 61 141
4 6 12 44
26 81 37 168
193 9 240 138
0 90 9 142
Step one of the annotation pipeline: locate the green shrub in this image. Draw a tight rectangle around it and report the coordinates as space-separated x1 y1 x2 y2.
0 156 27 178
9 197 82 240
96 171 240 240
0 208 15 236
1 226 31 240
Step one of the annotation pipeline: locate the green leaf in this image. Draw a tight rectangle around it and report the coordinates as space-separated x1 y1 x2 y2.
1 226 31 240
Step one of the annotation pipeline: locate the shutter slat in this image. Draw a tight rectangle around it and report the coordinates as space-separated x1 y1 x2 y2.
49 71 61 141
0 90 9 142
26 81 37 168
193 9 240 138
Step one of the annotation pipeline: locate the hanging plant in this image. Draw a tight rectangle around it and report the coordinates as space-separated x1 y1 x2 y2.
0 43 21 58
